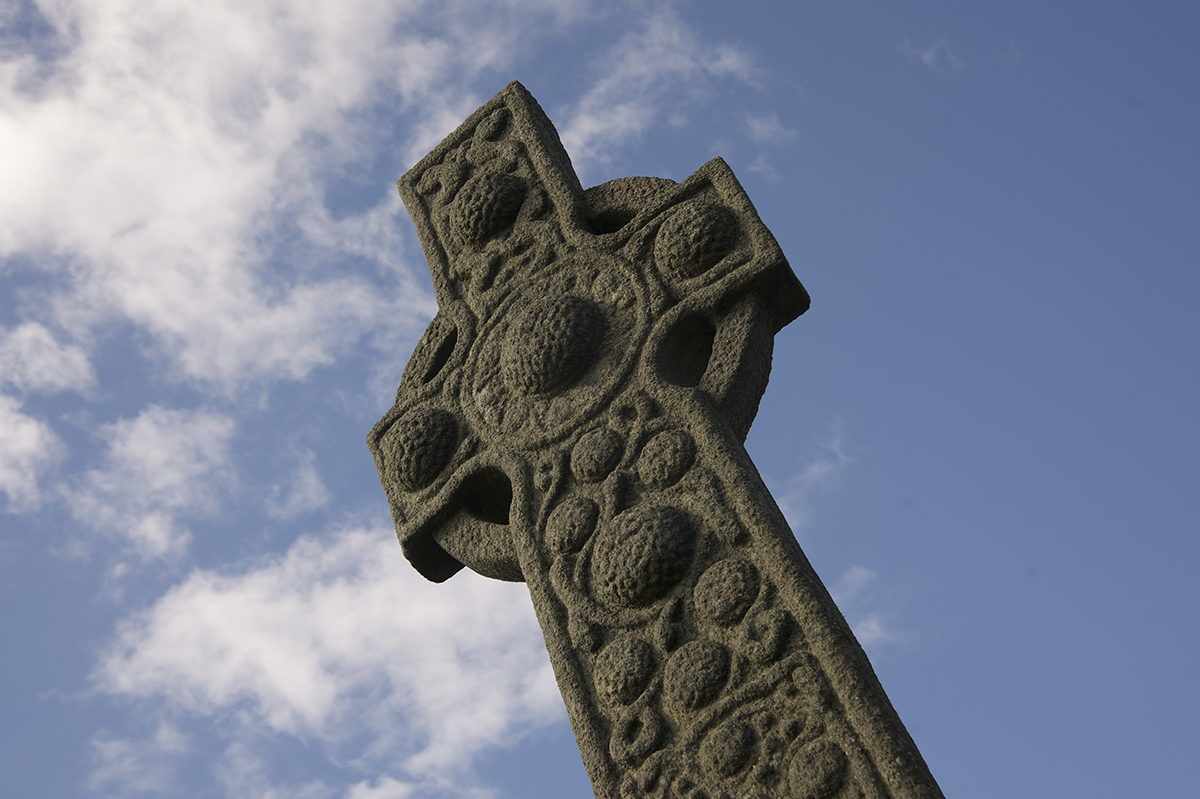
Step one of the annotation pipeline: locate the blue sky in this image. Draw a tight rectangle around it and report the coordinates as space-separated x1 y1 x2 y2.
2 1 1197 797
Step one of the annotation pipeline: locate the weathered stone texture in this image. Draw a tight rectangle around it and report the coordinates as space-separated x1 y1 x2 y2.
369 81 944 799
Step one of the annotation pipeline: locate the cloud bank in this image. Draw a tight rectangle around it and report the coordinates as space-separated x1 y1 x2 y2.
94 525 562 796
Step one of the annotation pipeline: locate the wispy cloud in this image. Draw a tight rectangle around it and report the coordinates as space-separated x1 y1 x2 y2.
0 394 64 512
68 405 236 564
0 322 81 513
92 525 562 797
850 612 899 649
212 742 335 799
998 38 1022 67
830 563 876 605
899 37 964 73
774 428 901 651
743 113 800 182
266 449 331 519
1 0 415 392
831 565 900 650
744 113 798 147
0 322 94 395
88 723 190 796
559 8 759 181
776 421 852 536
347 775 417 799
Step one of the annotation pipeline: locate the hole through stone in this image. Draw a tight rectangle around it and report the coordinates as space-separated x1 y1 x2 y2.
422 325 457 384
459 466 512 525
589 207 637 235
658 313 716 387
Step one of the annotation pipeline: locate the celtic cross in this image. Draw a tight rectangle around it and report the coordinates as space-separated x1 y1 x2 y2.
368 82 943 799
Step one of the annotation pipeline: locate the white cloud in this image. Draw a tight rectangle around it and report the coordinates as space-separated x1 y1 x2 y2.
1 0 410 391
0 393 64 512
830 565 899 651
744 113 798 147
69 405 236 561
773 431 900 650
775 421 851 535
742 114 798 183
266 449 331 519
346 776 416 799
850 612 899 648
214 743 334 799
747 152 780 183
899 37 964 73
93 524 562 796
0 322 94 394
558 8 758 180
88 723 190 796
830 563 876 606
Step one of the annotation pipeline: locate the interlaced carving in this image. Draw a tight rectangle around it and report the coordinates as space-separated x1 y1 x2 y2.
369 82 943 799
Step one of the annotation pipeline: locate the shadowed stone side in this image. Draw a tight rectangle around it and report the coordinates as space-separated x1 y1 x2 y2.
368 81 945 799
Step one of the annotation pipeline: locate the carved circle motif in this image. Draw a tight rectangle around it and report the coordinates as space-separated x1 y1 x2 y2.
546 496 600 554
501 296 605 395
663 639 730 710
636 429 695 489
593 636 656 706
571 427 624 484
450 171 525 249
592 504 695 607
610 704 665 768
654 201 739 280
788 739 849 799
694 559 760 627
463 251 648 447
379 407 458 492
700 719 756 778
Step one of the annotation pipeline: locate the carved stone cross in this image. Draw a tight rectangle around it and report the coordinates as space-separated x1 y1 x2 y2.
369 82 943 799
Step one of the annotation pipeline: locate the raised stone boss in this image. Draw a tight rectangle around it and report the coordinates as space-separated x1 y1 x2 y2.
368 82 944 799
